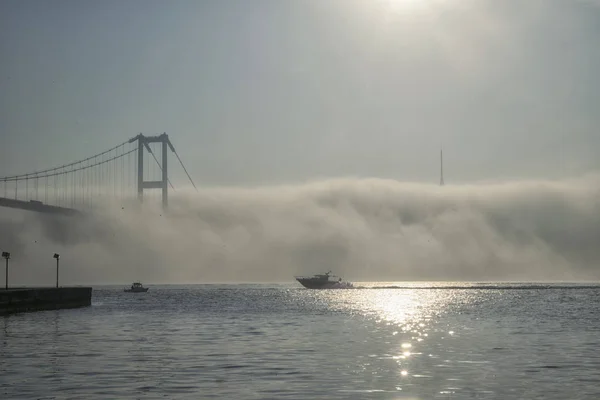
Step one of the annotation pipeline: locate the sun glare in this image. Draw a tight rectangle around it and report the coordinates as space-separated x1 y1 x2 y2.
386 0 423 11
380 0 434 16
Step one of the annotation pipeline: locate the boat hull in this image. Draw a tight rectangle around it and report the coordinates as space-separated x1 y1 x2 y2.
124 288 149 292
295 278 353 289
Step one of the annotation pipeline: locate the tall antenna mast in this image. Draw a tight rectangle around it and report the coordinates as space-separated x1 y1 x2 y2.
440 148 444 186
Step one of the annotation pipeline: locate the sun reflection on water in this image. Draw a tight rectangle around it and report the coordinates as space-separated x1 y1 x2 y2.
309 285 477 391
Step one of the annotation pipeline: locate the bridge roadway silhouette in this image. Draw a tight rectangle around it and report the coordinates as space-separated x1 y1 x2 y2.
0 133 196 216
0 197 80 216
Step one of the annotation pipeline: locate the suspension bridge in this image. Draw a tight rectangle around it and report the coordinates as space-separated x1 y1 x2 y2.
0 133 196 215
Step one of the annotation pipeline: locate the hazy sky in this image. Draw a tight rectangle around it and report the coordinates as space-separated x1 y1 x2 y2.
1 0 599 186
2 0 600 284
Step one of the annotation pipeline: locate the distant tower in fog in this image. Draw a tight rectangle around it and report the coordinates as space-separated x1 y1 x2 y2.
440 149 444 186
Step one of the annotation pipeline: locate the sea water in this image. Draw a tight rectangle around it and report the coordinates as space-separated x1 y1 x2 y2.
1 283 600 399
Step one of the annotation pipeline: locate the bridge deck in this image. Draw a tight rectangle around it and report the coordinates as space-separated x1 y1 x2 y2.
0 197 80 216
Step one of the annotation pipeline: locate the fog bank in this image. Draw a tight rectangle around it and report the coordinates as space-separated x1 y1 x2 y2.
1 175 600 284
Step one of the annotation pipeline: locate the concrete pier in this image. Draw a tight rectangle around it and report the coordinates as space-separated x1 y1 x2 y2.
0 287 92 316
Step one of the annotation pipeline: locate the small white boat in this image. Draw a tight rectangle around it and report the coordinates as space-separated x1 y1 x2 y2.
124 282 148 293
294 271 354 289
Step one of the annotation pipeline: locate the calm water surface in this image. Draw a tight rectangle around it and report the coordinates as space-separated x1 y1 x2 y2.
2 283 600 399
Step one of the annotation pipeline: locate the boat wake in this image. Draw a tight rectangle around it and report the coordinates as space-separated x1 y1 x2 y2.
349 284 600 290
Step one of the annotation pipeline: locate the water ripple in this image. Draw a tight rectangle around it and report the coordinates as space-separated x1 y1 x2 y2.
0 285 599 399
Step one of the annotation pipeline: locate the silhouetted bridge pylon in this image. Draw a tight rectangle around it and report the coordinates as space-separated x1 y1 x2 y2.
0 133 196 215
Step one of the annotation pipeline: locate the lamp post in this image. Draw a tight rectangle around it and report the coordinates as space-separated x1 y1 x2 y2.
53 253 60 288
2 251 10 290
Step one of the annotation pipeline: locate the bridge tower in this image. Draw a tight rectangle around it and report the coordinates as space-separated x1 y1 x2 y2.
131 133 175 210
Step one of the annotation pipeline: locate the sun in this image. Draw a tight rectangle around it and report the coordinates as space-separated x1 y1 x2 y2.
387 0 422 7
384 0 428 13
393 0 422 3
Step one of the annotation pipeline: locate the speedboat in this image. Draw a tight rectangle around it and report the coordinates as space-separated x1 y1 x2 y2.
294 271 353 289
124 282 149 292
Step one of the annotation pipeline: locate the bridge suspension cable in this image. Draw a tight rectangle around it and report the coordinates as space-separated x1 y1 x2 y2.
0 138 134 181
170 141 197 191
0 148 137 182
1 140 139 210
